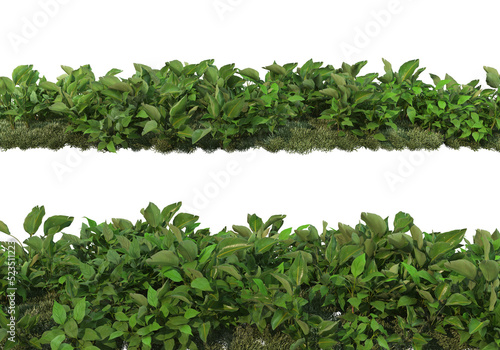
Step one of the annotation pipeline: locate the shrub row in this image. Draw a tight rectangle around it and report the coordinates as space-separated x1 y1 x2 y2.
0 59 499 152
1 204 499 349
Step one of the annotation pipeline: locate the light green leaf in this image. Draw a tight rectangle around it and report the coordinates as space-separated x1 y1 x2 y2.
164 269 183 282
63 318 78 339
73 298 86 324
351 253 366 278
52 301 67 325
147 286 158 308
191 277 213 292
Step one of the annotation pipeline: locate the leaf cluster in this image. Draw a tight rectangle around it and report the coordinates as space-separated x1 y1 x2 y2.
1 59 499 152
0 205 499 349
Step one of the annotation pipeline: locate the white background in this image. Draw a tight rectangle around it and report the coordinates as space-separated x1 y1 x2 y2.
0 0 499 252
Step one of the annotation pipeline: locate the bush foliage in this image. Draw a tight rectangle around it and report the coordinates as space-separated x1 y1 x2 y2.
1 59 499 153
1 204 499 349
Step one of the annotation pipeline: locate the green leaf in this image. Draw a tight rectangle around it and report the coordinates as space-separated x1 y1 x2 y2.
232 225 253 238
50 334 65 349
353 91 373 104
180 324 192 335
442 316 464 330
331 73 346 87
410 225 424 250
106 141 116 153
370 301 385 313
52 301 67 325
468 318 490 335
142 202 162 228
401 262 420 285
318 338 337 349
378 58 394 83
73 298 86 324
192 127 212 144
177 240 198 262
161 202 182 223
393 212 413 233
434 229 466 247
288 94 305 102
199 244 217 264
484 66 500 88
238 68 260 82
271 273 293 295
170 95 188 117
444 259 477 280
206 93 220 117
0 220 10 235
43 215 73 236
351 253 366 278
446 293 471 306
173 212 199 229
216 264 242 280
184 308 200 319
198 322 211 343
12 65 33 85
164 269 183 282
397 59 419 82
271 309 290 330
248 214 263 233
142 104 161 122
373 133 386 141
63 318 78 339
361 212 387 237
289 254 307 286
146 250 179 267
109 331 125 340
397 296 417 307
457 95 471 105
23 205 45 235
339 245 364 266
263 63 287 76
222 97 246 119
435 282 451 301
295 319 309 335
147 286 158 308
255 237 277 254
191 277 213 292
253 278 268 295
129 293 148 307
142 120 158 136
0 76 15 93
109 81 132 93
428 242 453 263
377 336 390 350
479 260 499 282
348 297 362 310
217 237 252 259
49 102 71 114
